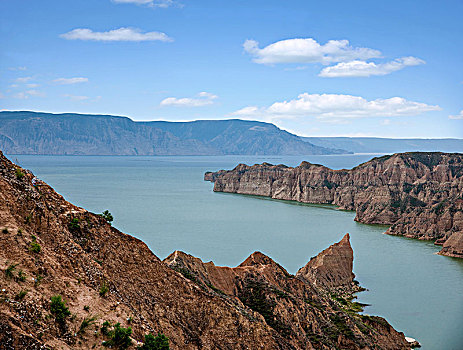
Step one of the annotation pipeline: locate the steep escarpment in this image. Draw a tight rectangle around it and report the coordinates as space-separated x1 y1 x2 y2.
0 151 411 349
164 235 409 350
0 111 346 156
205 152 463 258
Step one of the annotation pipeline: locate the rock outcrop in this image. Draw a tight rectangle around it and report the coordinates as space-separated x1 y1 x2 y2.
0 151 411 349
296 234 356 294
205 152 463 258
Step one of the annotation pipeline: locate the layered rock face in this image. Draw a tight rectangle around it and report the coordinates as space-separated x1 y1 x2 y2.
296 234 355 293
205 152 463 258
0 151 410 349
164 235 409 350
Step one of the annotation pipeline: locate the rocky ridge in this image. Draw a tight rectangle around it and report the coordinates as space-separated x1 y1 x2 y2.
0 150 413 349
205 152 463 258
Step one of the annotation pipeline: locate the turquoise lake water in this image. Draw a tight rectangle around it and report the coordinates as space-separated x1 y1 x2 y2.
12 154 463 350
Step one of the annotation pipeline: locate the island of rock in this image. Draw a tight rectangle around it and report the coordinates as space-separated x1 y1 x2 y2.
205 152 463 259
0 150 414 349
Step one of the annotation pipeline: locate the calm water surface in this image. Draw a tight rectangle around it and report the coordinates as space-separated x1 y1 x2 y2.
12 154 463 350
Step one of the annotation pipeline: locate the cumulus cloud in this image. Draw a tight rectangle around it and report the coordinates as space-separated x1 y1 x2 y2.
449 110 463 120
319 56 425 77
112 0 177 8
243 38 381 65
230 93 441 120
53 77 88 84
160 92 218 107
60 27 173 42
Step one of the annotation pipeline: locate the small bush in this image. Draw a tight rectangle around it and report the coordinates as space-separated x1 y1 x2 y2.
99 281 109 297
29 240 41 254
34 274 44 286
79 315 98 334
68 218 80 231
100 210 114 224
15 168 25 180
17 270 26 282
50 295 71 325
2 228 8 234
103 322 132 349
138 333 170 350
5 263 18 279
83 305 90 312
15 290 28 301
25 215 32 224
101 320 112 336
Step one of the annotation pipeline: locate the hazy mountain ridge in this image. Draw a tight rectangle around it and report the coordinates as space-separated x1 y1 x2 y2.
303 137 463 154
0 111 345 156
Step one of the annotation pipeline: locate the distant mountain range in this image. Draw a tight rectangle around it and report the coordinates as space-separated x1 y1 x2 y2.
0 111 345 155
1 111 462 156
303 137 463 154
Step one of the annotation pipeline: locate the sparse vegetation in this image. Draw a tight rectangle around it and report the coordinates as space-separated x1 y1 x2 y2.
15 168 25 180
83 305 90 312
101 320 112 336
17 269 26 282
29 235 41 253
50 295 71 325
2 227 8 234
68 218 80 231
5 263 18 279
25 215 32 224
99 281 109 297
138 333 170 350
78 315 98 334
15 290 28 301
100 210 114 224
102 322 132 349
34 274 44 286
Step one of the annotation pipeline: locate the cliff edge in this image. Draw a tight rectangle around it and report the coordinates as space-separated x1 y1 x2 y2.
205 152 463 258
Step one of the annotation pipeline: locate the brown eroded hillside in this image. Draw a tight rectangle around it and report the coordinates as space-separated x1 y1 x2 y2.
0 151 411 349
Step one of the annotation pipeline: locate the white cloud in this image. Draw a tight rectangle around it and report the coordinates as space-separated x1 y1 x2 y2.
13 90 45 99
319 57 425 77
160 92 218 107
15 77 33 83
60 27 173 42
63 94 90 101
26 83 40 88
112 0 177 8
53 77 88 84
449 110 463 120
230 93 441 120
243 38 381 65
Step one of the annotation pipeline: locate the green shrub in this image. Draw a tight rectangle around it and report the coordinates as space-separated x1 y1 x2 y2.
5 263 18 279
17 270 26 282
101 320 112 336
50 295 71 324
15 168 24 180
79 315 98 334
68 218 80 231
138 333 170 350
103 322 132 349
99 281 109 297
83 305 90 312
29 241 41 253
100 210 114 223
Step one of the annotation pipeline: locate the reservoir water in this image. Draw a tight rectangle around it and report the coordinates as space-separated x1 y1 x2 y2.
12 154 463 350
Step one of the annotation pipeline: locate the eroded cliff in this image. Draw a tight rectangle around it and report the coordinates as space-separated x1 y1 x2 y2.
205 152 463 258
0 151 411 349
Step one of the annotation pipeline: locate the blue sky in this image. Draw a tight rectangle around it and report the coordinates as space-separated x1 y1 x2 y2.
1 0 462 138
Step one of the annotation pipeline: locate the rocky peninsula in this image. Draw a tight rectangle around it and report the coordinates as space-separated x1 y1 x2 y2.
205 152 463 259
0 150 415 349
